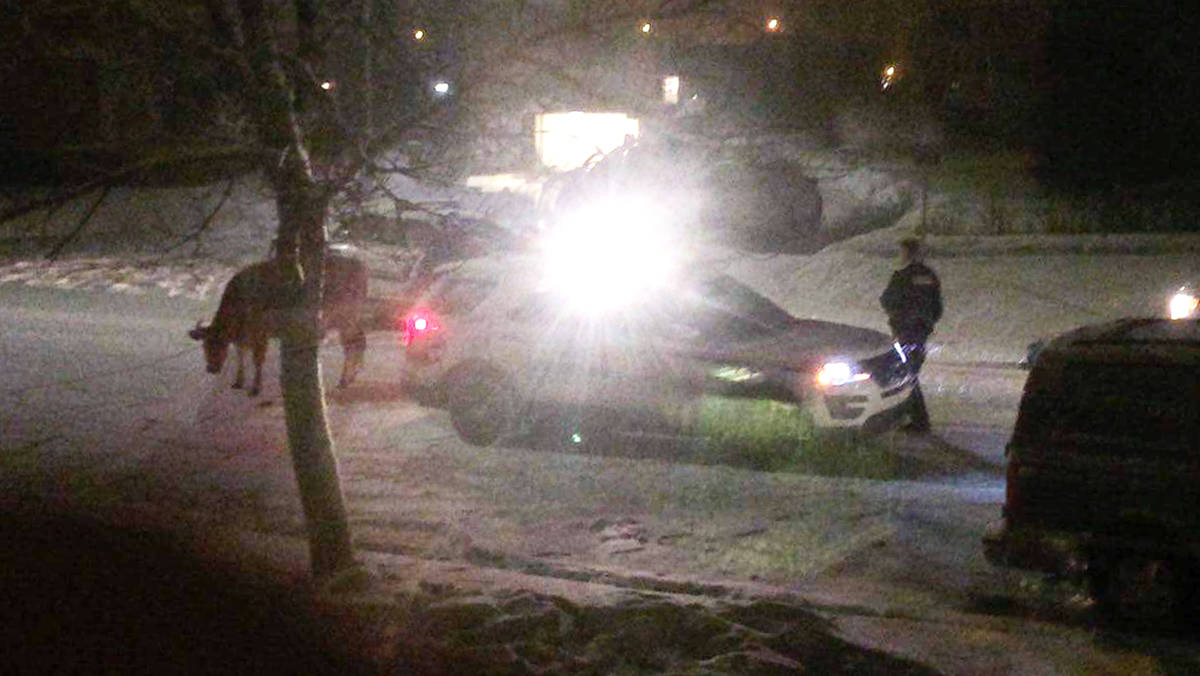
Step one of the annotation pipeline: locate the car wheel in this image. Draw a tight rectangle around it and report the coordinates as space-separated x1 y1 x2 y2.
446 364 516 447
1089 553 1182 623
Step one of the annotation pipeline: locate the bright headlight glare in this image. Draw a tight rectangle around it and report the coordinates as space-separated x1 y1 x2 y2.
815 361 870 388
1168 290 1198 320
540 198 678 312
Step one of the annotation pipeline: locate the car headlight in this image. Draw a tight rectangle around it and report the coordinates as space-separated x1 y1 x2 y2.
814 361 870 388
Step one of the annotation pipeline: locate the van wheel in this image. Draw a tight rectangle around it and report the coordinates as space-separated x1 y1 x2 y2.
1088 554 1182 623
446 365 515 447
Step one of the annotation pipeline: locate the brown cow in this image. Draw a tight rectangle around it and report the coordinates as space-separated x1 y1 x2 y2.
189 254 367 396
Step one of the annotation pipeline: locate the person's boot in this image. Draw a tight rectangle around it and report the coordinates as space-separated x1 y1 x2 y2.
903 385 932 433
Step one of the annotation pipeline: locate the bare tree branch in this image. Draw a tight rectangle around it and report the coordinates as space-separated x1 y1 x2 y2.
164 176 239 255
45 185 111 261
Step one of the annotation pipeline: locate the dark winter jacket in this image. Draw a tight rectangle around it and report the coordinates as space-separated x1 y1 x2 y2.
880 262 943 343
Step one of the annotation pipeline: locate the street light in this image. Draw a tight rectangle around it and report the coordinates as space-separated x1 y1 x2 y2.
766 17 781 32
433 81 450 95
881 63 899 90
640 21 652 34
413 28 425 41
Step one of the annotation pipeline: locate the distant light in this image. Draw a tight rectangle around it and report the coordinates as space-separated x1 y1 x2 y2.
570 432 583 444
320 80 334 91
766 17 781 32
662 75 680 105
413 28 425 40
433 81 450 95
1169 288 1199 319
640 21 652 34
881 63 899 91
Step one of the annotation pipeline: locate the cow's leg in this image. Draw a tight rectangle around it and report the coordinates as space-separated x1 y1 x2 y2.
249 337 267 397
337 323 366 388
232 344 245 389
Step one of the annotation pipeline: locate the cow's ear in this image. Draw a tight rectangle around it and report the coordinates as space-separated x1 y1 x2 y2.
188 322 207 341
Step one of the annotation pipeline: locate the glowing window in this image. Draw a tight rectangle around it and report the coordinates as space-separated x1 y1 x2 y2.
662 76 680 105
534 112 640 170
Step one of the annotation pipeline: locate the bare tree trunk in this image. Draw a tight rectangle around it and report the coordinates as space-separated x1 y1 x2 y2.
229 0 359 585
274 169 357 582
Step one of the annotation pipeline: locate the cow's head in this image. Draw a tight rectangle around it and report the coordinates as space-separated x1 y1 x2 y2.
188 321 227 374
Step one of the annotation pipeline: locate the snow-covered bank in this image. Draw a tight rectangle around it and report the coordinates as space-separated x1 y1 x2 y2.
721 225 1200 364
0 257 234 300
5 225 1199 367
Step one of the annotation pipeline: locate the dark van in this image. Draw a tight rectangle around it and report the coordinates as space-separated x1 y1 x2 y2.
983 317 1200 619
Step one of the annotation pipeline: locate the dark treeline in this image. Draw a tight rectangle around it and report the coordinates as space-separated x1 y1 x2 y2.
3 1 1199 192
1035 1 1200 190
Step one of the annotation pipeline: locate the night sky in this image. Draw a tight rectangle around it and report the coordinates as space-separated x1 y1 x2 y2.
1037 0 1200 189
2 2 1199 191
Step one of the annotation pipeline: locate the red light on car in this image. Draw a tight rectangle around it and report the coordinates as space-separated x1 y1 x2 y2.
400 309 440 346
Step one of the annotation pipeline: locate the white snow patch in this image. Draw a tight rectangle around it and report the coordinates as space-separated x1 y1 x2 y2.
0 257 238 301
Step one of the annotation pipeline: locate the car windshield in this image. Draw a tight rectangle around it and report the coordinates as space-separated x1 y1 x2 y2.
467 267 797 344
669 275 797 342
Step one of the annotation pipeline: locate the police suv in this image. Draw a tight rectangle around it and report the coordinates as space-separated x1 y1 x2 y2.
398 256 915 447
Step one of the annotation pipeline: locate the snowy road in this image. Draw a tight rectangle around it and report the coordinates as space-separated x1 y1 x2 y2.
923 360 1026 466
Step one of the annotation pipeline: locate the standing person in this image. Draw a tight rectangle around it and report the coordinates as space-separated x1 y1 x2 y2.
880 237 943 433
